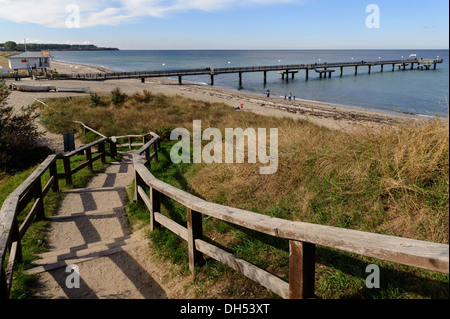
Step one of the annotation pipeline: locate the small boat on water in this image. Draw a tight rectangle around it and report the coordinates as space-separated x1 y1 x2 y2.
57 87 90 93
11 83 57 92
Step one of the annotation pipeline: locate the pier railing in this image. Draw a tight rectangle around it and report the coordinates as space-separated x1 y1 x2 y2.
133 133 449 299
51 58 444 83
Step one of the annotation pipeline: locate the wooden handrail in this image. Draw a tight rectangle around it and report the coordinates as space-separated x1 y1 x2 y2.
0 155 58 299
0 121 117 298
133 134 449 299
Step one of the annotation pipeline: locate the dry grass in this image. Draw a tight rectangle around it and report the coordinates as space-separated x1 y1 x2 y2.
38 92 449 298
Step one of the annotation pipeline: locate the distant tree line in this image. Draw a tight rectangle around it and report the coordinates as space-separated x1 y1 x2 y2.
0 41 119 51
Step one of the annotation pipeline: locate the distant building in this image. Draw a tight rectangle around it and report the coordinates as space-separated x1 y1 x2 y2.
0 46 5 51
6 51 51 73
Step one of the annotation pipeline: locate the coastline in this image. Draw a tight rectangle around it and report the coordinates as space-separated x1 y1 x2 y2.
3 59 420 154
49 60 414 128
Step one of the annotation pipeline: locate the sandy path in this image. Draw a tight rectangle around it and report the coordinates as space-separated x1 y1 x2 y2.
27 153 187 299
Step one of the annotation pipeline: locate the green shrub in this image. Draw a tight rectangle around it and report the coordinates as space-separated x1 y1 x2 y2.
0 80 52 173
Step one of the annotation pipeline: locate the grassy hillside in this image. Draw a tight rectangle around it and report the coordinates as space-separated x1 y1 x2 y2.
35 90 449 298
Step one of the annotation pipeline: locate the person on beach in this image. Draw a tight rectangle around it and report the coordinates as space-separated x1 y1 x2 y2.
289 92 292 100
240 103 244 109
266 90 270 98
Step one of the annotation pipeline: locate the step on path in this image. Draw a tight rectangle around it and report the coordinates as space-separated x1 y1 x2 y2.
26 153 169 299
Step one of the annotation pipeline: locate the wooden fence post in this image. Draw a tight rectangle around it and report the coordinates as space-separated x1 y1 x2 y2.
49 160 59 192
153 142 159 162
32 177 45 219
109 139 117 158
187 208 205 272
289 240 316 299
134 170 143 204
86 147 93 171
63 157 73 186
150 188 161 231
99 141 106 164
11 220 23 263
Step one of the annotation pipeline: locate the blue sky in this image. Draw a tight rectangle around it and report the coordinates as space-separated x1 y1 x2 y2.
0 0 448 49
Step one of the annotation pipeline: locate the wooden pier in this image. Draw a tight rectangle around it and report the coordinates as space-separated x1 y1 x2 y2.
53 58 444 87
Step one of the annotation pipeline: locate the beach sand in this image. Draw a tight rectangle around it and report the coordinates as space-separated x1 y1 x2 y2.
4 59 413 153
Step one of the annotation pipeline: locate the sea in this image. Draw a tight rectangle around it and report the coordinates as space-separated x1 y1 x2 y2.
49 50 449 117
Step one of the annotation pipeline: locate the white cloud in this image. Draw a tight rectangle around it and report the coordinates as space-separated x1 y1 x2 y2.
0 0 301 28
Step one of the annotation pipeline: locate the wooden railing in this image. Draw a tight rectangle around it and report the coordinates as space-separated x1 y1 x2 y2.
0 122 117 298
134 134 449 299
2 127 448 299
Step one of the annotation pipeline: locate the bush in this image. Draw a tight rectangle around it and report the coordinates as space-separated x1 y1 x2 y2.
0 80 52 173
110 88 127 107
134 90 152 103
89 92 103 107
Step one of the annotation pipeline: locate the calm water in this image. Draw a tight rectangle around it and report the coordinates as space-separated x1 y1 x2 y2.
50 50 449 117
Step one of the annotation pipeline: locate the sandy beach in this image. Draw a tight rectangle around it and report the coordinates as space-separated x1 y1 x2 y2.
4 59 414 153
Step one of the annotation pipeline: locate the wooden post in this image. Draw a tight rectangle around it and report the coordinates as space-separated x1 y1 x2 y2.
150 188 161 231
263 71 267 85
340 66 343 77
32 177 45 219
368 65 371 74
239 72 243 88
210 74 214 86
99 141 106 164
49 160 59 192
11 219 23 264
128 137 132 150
187 208 205 272
63 157 72 186
134 170 143 204
381 64 384 72
86 147 93 171
434 63 437 70
289 240 316 299
178 76 182 85
153 142 159 162
305 68 309 80
109 139 117 159
285 70 289 82
392 64 395 72
354 66 358 75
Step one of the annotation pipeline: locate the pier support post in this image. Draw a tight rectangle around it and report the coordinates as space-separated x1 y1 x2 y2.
381 64 384 72
178 76 182 85
239 72 242 88
368 65 371 74
411 63 414 70
434 63 437 70
210 74 214 86
285 70 289 82
392 64 395 72
264 71 267 85
305 69 309 80
355 66 358 75
340 67 343 77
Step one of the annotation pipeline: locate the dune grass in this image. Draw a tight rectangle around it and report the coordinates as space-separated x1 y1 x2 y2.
35 91 449 298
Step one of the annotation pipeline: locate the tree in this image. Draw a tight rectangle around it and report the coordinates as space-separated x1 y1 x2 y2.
3 41 17 51
0 80 52 173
